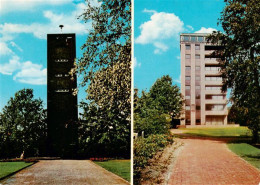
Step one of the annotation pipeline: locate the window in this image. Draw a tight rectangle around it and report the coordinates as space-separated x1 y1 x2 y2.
196 94 201 99
195 66 200 71
185 86 190 90
185 95 190 99
196 106 201 110
186 106 191 110
206 105 225 111
191 36 196 42
198 36 204 42
205 76 222 81
185 66 191 71
185 54 191 59
185 76 191 81
195 44 200 50
196 119 201 124
183 36 190 41
195 76 200 81
195 54 200 59
196 85 200 90
186 119 191 124
185 44 191 50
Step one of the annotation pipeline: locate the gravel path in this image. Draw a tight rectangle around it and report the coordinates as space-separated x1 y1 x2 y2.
0 160 129 185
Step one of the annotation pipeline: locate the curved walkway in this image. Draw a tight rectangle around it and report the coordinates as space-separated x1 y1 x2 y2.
168 135 260 185
0 160 129 185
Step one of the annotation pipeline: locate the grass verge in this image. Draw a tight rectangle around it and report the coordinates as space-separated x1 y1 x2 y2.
228 143 260 169
0 162 33 179
94 160 130 182
180 126 251 138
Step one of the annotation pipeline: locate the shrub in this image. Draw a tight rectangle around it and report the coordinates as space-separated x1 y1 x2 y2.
134 134 174 183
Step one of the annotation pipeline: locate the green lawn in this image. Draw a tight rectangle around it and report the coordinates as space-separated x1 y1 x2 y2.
94 160 130 182
181 126 251 138
228 143 260 169
0 162 33 179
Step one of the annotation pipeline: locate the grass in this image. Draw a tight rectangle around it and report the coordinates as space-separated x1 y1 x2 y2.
180 126 251 138
228 143 260 169
94 159 130 182
0 162 33 179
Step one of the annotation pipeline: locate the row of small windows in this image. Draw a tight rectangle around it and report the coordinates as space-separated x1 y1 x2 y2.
185 105 201 110
185 76 201 81
185 54 201 59
185 86 200 89
186 105 225 111
185 119 201 124
55 59 69 62
185 95 225 100
185 44 200 50
55 89 69 93
185 66 201 71
181 36 205 42
55 74 70 77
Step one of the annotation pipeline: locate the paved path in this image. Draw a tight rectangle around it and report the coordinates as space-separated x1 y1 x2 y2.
0 160 129 185
168 138 260 185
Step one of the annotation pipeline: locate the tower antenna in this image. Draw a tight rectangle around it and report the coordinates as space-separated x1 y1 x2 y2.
59 25 64 33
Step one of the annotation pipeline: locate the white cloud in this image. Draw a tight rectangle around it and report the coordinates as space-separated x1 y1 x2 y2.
135 10 184 54
0 55 21 75
0 0 72 14
133 57 141 68
13 61 47 85
195 27 217 33
0 55 46 85
0 3 90 40
0 42 14 56
173 75 181 84
143 9 157 14
187 25 194 31
153 42 168 54
10 41 23 52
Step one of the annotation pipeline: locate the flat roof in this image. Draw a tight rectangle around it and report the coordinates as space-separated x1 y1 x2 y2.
180 33 210 36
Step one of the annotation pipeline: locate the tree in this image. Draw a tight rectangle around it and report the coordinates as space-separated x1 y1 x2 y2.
134 75 183 136
0 89 47 158
208 0 260 142
75 0 131 157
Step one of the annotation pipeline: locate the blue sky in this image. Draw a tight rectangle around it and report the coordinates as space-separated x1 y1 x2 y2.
0 0 101 111
134 0 225 92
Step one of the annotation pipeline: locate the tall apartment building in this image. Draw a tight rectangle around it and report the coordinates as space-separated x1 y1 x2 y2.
180 33 228 126
47 33 78 157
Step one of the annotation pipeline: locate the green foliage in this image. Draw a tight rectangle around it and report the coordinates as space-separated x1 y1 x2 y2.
134 134 174 184
208 0 260 142
76 0 131 158
94 160 130 182
0 162 33 179
134 75 183 135
228 105 249 126
0 89 47 159
228 143 260 169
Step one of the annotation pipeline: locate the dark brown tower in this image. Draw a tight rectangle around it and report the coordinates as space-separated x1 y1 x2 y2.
47 33 78 158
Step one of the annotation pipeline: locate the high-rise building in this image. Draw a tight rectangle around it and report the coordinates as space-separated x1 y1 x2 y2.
47 33 78 157
180 33 228 126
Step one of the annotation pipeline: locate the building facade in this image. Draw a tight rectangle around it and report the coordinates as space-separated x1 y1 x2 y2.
47 33 78 157
180 33 228 126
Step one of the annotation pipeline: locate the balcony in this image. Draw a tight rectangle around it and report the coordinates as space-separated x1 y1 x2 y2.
205 80 223 85
204 58 220 65
205 90 226 94
205 70 221 75
205 110 228 116
205 99 227 104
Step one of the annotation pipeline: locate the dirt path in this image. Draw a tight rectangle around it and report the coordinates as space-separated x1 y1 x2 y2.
0 160 129 185
168 137 260 185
